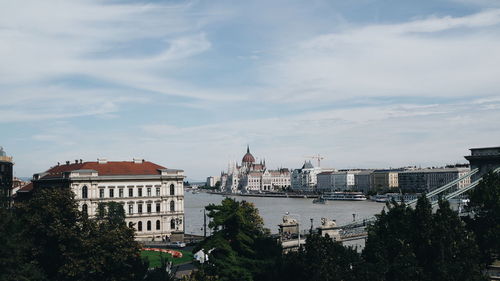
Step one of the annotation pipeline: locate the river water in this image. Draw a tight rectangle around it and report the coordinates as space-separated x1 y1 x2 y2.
184 191 385 235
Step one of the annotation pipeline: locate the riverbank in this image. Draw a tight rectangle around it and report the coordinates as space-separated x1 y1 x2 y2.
206 190 320 199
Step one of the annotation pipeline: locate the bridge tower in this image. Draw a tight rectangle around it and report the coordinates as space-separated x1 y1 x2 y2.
465 146 500 181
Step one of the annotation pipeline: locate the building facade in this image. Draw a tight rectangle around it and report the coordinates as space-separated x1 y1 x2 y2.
30 159 184 241
317 171 357 191
205 176 220 188
0 147 13 208
290 161 325 192
398 167 471 193
354 170 373 193
370 169 401 190
220 147 291 193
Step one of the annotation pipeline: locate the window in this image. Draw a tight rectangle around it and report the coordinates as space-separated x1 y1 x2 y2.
82 186 88 199
128 188 133 197
170 219 175 230
156 220 160 230
99 189 104 198
138 188 142 197
128 204 133 215
119 189 124 198
82 204 88 215
128 222 133 229
170 200 175 212
147 204 151 213
156 203 160 213
147 221 151 231
170 184 175 195
138 204 143 214
156 188 160 196
147 188 151 197
109 189 114 198
138 221 142 231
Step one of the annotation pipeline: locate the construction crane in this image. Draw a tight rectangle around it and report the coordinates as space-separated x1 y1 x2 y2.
304 154 325 167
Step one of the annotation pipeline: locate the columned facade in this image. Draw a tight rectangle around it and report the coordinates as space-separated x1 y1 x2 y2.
31 160 184 241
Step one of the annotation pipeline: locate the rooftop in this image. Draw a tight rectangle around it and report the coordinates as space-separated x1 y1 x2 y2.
37 160 167 179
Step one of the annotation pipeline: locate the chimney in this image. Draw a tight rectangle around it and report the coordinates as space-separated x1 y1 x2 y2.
98 158 108 164
133 158 143 164
66 161 70 165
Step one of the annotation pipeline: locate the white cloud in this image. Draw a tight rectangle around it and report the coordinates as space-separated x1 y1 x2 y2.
258 9 500 103
0 0 234 104
3 2 500 180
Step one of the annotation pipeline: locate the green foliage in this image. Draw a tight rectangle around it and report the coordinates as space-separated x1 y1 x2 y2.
197 198 281 281
361 196 485 281
143 257 176 281
0 207 46 281
9 187 147 281
15 187 85 281
80 202 147 281
279 233 361 281
466 172 500 263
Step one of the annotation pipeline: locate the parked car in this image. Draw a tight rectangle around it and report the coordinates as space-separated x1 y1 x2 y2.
169 241 186 248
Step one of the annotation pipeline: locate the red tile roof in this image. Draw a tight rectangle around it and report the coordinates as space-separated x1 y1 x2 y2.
17 182 33 192
40 161 166 179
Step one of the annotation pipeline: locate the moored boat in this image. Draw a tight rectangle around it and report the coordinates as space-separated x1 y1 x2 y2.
322 192 367 201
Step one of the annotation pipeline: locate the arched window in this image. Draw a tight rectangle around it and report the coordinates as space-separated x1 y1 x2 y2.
170 184 175 195
82 204 88 215
138 221 143 231
170 200 175 212
82 185 88 199
147 221 151 231
170 219 175 230
156 220 161 230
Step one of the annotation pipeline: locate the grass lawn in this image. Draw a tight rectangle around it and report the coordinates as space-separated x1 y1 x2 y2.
141 249 194 267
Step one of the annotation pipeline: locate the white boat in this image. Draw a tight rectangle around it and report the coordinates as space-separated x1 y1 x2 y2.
322 192 367 201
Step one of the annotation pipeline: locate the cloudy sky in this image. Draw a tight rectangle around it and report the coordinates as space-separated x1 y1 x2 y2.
1 0 500 180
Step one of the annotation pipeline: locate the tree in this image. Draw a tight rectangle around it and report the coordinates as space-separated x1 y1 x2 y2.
466 172 500 263
361 202 420 281
196 198 281 281
81 202 147 281
279 233 361 281
15 187 86 281
0 207 46 281
361 197 485 281
429 200 484 281
14 187 147 281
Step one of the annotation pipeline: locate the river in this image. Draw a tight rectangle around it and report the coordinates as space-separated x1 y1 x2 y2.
184 191 386 235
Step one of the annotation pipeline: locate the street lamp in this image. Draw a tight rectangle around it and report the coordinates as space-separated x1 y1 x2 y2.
285 212 301 248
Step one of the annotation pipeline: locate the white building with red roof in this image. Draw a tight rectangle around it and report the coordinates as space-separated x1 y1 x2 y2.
26 158 185 241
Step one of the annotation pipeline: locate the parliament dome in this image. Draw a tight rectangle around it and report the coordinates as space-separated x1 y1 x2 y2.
242 146 255 163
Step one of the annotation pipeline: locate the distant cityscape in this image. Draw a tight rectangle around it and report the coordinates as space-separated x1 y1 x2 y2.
2 144 500 244
206 145 477 195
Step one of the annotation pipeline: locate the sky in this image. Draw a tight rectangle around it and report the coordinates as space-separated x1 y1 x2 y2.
1 0 500 181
